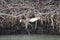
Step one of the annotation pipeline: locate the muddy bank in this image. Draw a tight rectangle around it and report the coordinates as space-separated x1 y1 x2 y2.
0 14 60 35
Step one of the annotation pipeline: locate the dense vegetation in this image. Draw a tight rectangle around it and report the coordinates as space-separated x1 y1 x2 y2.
0 0 60 35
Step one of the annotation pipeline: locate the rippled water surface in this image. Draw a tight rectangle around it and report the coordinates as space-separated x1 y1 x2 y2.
0 35 60 40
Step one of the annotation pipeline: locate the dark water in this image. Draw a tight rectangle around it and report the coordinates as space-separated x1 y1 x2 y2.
0 35 60 40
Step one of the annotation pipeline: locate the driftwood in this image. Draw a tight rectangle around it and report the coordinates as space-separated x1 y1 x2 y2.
0 0 60 34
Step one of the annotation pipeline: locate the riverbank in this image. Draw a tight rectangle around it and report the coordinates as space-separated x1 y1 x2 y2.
0 0 60 34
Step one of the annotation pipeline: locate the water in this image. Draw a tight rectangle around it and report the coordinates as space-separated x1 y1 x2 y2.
0 35 60 40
